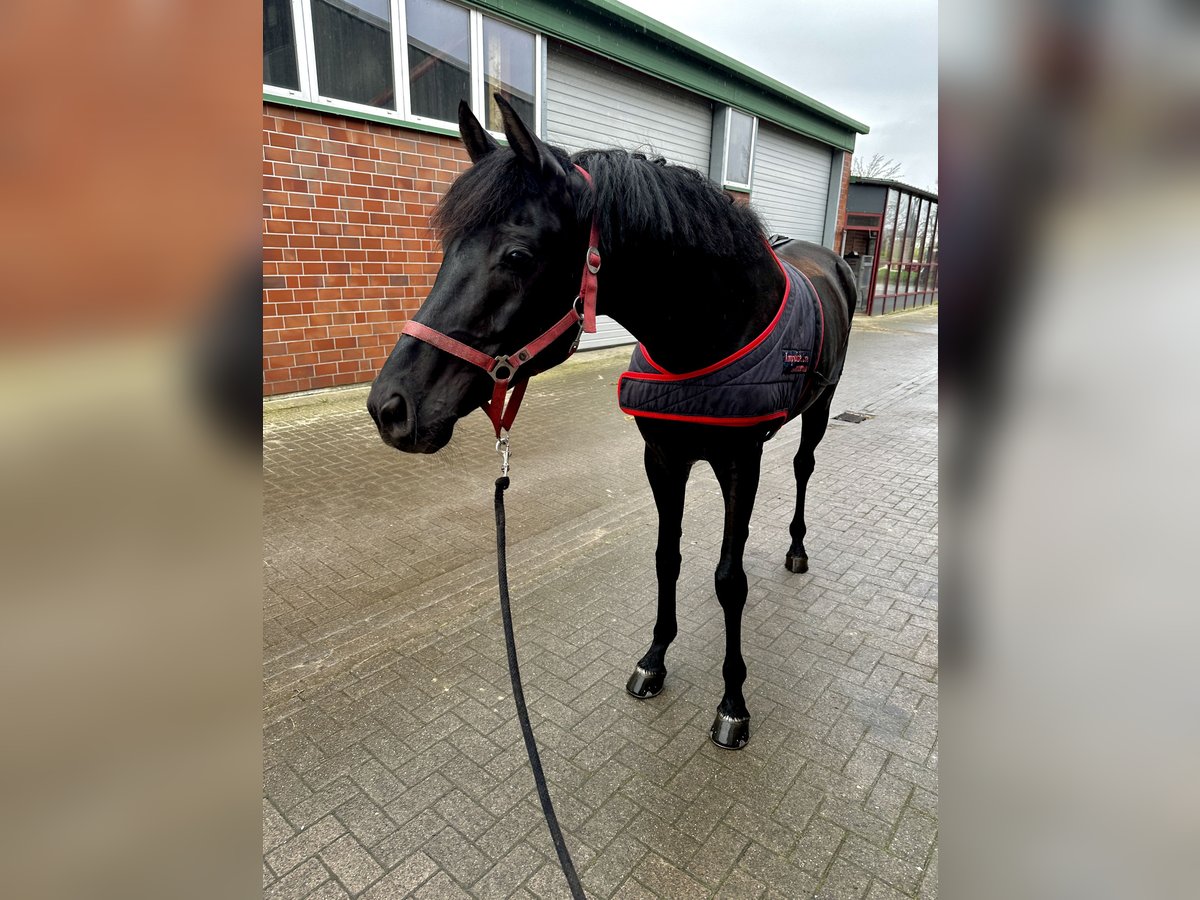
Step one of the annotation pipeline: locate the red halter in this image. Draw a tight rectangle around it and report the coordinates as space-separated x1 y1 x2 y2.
401 165 601 439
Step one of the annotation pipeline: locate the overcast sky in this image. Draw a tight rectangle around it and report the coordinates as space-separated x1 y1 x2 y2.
617 0 938 192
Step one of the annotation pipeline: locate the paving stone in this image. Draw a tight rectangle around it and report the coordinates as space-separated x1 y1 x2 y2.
472 842 546 898
307 880 351 900
867 878 915 900
791 817 845 878
333 793 398 849
837 833 925 896
714 868 768 899
265 858 331 900
611 875 658 900
289 778 363 829
920 845 937 899
265 763 314 812
319 833 385 895
263 308 939 900
687 823 749 887
421 825 494 886
812 859 872 900
265 815 346 877
891 807 938 866
359 852 439 899
819 796 895 845
738 842 819 896
264 798 297 855
578 832 647 898
631 852 711 899
373 810 448 869
351 757 405 805
414 870 475 899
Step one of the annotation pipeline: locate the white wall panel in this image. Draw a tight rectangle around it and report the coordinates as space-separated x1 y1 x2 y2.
750 121 832 243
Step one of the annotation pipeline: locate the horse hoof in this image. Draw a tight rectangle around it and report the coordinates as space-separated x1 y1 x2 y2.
785 553 809 574
709 712 750 750
626 666 665 699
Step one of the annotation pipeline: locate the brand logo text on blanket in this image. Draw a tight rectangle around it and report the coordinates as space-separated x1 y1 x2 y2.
782 348 811 374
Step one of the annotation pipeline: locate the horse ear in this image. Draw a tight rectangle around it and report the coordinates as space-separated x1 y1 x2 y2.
494 93 564 180
458 100 499 163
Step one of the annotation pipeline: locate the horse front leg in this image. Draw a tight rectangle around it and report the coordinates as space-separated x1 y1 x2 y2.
709 446 763 749
626 442 691 699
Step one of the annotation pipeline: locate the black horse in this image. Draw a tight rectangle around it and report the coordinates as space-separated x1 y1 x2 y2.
368 97 855 749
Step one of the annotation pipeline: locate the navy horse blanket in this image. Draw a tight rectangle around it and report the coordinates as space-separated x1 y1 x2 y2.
618 251 829 430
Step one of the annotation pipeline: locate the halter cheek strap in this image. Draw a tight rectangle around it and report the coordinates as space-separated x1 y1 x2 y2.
575 165 601 334
401 164 601 439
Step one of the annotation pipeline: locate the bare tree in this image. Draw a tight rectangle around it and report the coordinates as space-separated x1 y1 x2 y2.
852 153 904 180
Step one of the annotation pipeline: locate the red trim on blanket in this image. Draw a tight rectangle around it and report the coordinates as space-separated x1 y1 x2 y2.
617 402 789 428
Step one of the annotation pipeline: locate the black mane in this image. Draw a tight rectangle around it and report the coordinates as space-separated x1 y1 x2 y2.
432 144 768 262
573 149 768 262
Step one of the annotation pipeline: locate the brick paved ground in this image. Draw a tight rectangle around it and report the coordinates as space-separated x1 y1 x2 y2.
263 306 938 899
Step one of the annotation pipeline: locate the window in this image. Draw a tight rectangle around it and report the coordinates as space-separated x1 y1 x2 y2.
311 0 396 110
263 1 542 134
720 108 757 189
407 0 470 123
483 17 535 132
263 0 301 92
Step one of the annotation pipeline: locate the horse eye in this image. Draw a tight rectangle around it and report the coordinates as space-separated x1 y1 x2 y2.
505 248 533 264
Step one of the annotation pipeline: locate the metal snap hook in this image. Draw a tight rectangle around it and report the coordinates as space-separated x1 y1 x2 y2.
495 434 511 477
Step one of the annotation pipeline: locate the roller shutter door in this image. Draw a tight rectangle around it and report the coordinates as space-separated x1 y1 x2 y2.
546 41 712 349
750 121 832 243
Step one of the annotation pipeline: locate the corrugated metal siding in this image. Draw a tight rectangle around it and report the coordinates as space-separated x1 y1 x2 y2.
750 122 832 243
546 41 713 349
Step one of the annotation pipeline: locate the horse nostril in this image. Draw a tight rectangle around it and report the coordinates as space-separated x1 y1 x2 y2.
377 393 411 436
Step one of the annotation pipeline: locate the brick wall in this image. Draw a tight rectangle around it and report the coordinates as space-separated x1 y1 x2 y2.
262 102 471 396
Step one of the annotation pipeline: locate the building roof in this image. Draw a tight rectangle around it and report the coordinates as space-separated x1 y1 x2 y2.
850 176 938 203
473 0 869 151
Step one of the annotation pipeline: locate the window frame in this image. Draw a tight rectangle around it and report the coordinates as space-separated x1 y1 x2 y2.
262 0 544 137
263 0 313 102
720 106 758 191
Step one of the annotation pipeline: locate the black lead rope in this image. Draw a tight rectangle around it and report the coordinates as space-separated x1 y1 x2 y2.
493 476 586 899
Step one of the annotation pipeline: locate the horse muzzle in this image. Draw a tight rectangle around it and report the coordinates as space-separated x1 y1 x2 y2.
368 379 463 453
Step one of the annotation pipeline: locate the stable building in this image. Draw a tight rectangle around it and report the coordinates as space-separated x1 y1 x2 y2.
842 177 938 316
263 0 868 395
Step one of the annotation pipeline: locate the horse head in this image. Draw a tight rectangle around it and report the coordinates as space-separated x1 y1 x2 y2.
367 96 590 453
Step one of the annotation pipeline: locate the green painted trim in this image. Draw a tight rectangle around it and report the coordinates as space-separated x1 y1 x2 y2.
468 0 866 150
264 94 463 140
722 184 751 194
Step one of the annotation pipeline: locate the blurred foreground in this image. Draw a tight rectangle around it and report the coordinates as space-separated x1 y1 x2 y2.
0 3 262 899
942 0 1200 896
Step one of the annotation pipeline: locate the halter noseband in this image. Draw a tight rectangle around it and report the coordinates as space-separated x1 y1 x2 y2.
401 164 601 439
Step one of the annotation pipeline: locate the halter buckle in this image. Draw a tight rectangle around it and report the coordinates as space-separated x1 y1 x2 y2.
586 247 601 274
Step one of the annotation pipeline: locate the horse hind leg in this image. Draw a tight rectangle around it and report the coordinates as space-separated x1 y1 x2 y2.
626 443 691 699
786 388 835 574
708 446 762 750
